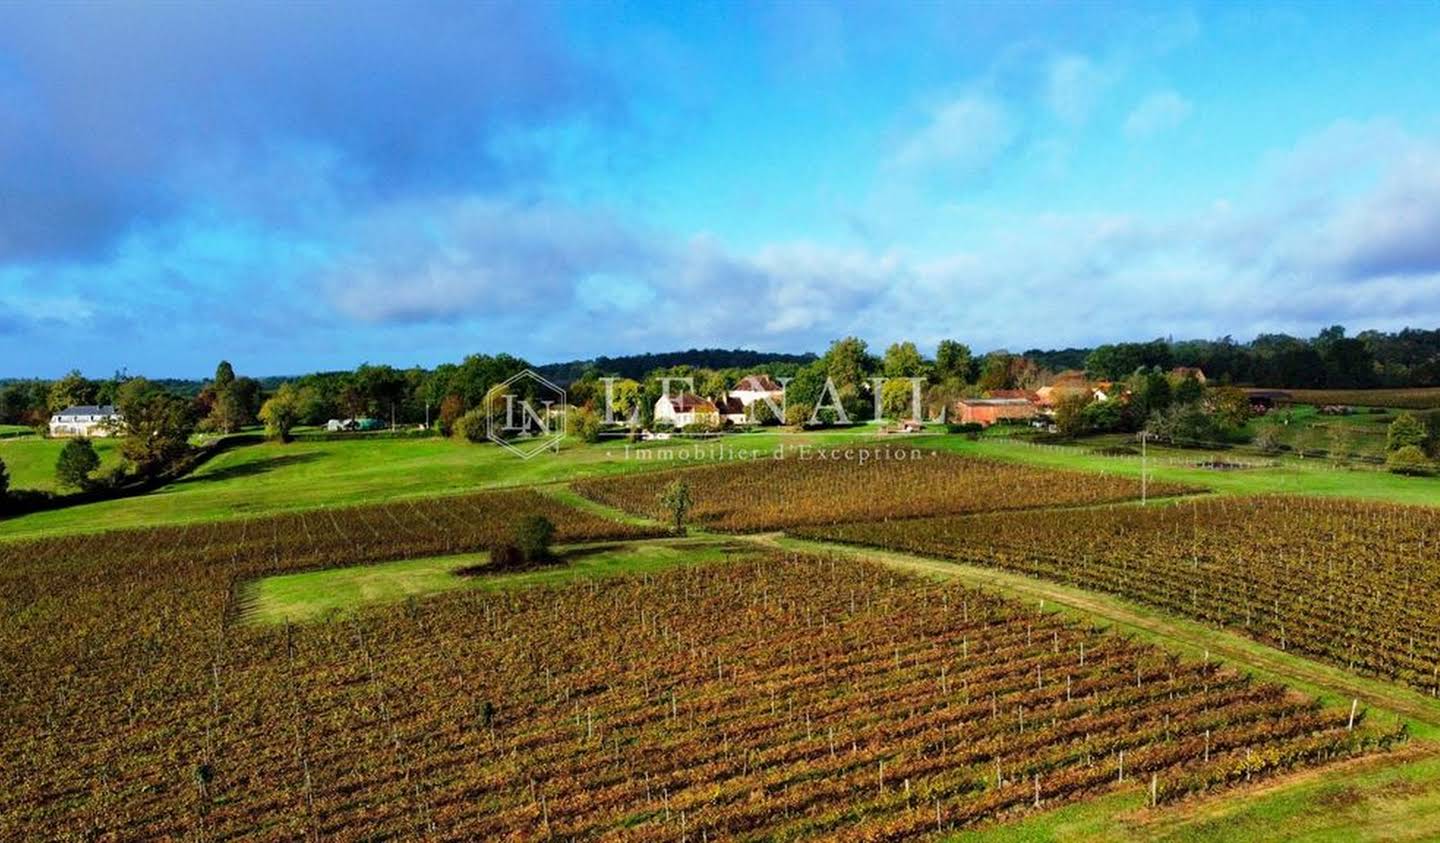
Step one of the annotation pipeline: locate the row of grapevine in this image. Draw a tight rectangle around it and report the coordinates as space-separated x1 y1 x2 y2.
796 495 1440 695
574 449 1198 531
0 548 1396 839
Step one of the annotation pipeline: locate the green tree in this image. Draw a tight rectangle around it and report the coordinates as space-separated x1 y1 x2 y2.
258 383 303 442
1173 374 1204 405
976 353 1014 392
603 378 643 425
1388 412 1427 452
0 456 9 501
566 405 603 443
658 478 694 535
1129 370 1172 421
1080 399 1124 433
47 370 96 414
213 360 236 391
934 340 974 383
1387 445 1433 476
513 515 556 562
1053 392 1094 438
55 438 101 490
879 378 918 420
118 387 195 477
882 341 927 378
1208 386 1251 429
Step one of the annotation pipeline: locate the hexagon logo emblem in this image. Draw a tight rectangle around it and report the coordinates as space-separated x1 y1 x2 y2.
485 369 567 459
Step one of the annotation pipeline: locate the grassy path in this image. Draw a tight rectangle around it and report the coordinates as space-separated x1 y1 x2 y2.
241 536 752 625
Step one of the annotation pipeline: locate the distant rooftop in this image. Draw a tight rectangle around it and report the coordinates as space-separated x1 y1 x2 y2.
958 398 1035 407
54 405 119 417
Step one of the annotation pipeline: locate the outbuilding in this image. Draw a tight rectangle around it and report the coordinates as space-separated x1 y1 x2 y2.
955 398 1038 426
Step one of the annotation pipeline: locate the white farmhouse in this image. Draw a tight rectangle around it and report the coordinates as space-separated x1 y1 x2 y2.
728 374 784 409
653 393 719 428
49 405 123 438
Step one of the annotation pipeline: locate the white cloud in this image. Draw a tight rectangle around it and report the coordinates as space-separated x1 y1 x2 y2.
1123 91 1192 140
1045 54 1111 125
887 95 1016 180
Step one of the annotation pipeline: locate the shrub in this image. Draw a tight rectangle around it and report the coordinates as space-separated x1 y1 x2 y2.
453 409 488 443
488 542 525 569
946 421 984 435
566 406 603 443
513 514 556 562
55 438 101 490
1387 412 1427 453
681 418 721 435
1253 423 1283 454
1386 445 1433 476
0 456 8 500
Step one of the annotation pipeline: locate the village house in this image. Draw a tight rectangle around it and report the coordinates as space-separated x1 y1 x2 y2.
653 393 719 428
1171 367 1207 384
715 396 749 426
728 374 785 409
49 405 123 438
955 398 1039 426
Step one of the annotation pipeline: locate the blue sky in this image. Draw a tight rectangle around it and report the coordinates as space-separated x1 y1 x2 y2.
3 1 1440 377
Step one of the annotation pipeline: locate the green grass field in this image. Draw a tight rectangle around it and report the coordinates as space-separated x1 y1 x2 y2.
0 435 124 491
244 536 754 624
0 427 882 538
4 426 1439 540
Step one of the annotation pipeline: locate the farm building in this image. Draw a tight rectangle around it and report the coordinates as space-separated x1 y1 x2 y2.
1246 390 1293 414
654 393 719 427
716 396 750 425
955 398 1038 426
1171 367 1207 383
49 405 122 437
985 389 1040 402
728 374 785 409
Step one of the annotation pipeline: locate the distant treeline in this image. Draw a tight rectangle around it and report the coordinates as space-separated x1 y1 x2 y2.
535 348 817 384
1076 327 1440 389
5 326 1440 432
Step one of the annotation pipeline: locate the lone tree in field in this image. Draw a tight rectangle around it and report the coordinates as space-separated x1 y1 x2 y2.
55 438 100 490
659 478 693 535
258 383 302 442
514 514 556 562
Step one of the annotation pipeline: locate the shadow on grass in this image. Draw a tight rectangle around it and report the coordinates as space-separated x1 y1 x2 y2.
178 452 324 484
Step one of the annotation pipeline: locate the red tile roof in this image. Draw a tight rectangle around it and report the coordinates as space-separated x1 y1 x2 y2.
735 374 783 392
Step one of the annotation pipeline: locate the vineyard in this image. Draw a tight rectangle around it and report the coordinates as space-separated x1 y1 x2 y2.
574 449 1197 531
0 488 665 579
1260 387 1440 410
0 552 1399 839
796 496 1440 695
